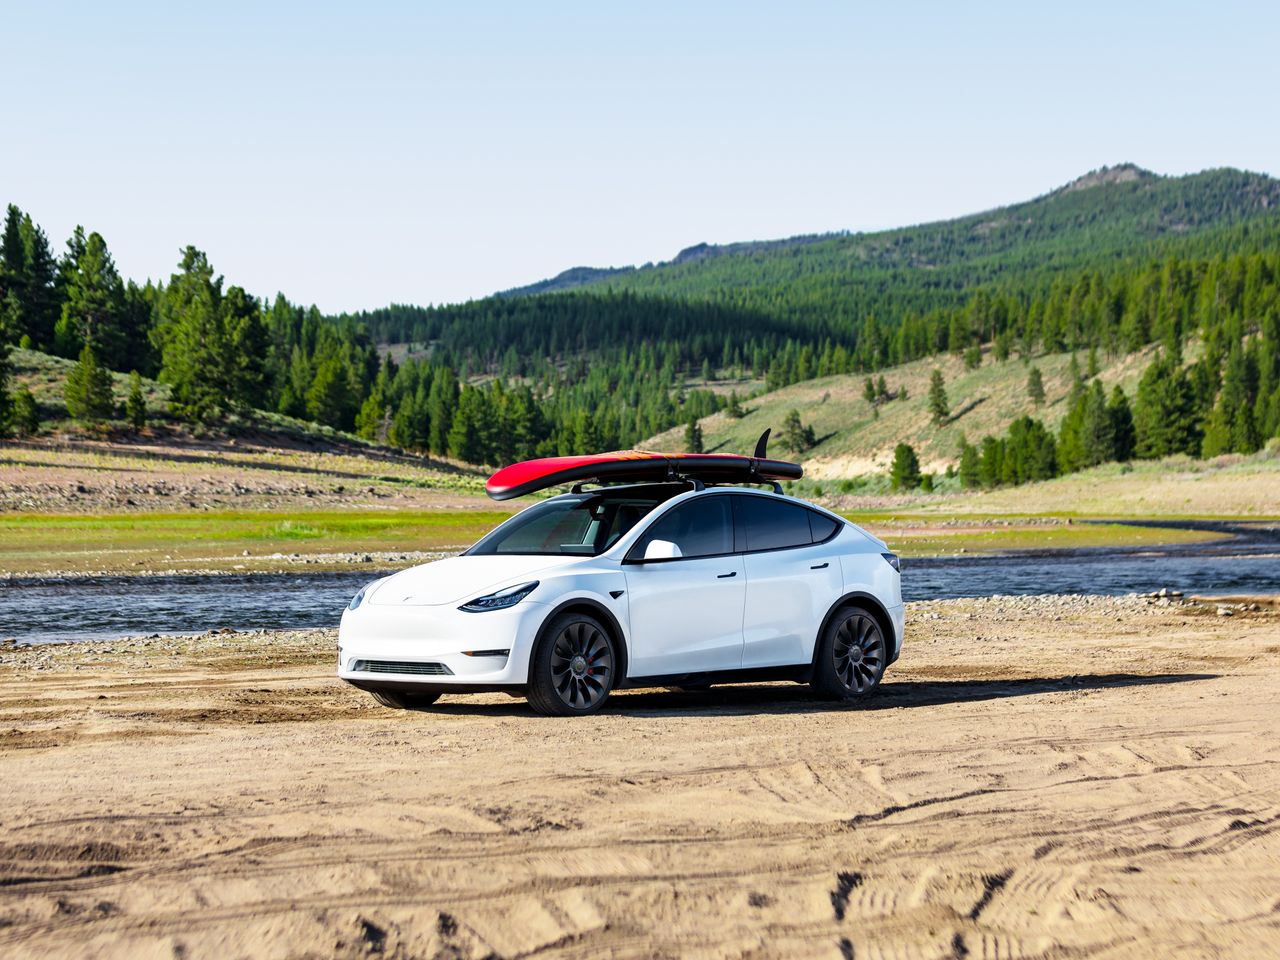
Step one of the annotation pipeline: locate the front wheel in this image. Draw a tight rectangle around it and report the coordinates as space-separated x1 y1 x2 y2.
370 689 442 710
811 607 887 701
527 612 617 716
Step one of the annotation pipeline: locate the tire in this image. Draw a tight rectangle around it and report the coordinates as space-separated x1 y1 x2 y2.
527 612 617 716
810 606 888 701
370 689 442 710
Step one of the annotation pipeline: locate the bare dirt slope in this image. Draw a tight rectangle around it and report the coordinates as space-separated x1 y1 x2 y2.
2 595 1278 958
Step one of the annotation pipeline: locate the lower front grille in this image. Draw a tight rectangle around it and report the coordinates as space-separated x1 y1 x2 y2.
350 659 453 676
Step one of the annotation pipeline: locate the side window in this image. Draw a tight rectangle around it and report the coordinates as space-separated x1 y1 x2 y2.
631 497 733 560
734 495 813 552
807 510 841 543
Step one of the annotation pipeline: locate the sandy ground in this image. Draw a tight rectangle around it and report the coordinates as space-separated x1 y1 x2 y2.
1 595 1279 959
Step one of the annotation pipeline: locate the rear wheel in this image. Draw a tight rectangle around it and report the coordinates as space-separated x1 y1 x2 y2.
811 607 887 701
369 689 442 710
527 612 617 716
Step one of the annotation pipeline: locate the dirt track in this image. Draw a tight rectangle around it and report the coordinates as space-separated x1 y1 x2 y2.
2 595 1279 959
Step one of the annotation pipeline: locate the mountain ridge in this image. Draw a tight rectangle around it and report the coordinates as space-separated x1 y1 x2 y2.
492 165 1280 302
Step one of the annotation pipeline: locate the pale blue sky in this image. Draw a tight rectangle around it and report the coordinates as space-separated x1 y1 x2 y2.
4 1 1277 311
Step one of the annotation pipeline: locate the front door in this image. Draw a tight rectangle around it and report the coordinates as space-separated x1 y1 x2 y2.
623 495 745 677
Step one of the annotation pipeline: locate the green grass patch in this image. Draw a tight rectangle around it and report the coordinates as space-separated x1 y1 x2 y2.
0 509 513 574
268 520 327 540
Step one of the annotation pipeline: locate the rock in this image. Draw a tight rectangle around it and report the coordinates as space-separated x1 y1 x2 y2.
1217 606 1233 617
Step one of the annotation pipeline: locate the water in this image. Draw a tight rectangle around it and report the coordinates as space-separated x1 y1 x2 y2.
903 550 1280 601
2 523 1277 644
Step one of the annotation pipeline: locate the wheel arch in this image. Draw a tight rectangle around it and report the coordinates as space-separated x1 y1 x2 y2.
530 597 630 683
811 591 897 670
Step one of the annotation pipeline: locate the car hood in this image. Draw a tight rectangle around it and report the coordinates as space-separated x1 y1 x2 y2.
367 554 582 607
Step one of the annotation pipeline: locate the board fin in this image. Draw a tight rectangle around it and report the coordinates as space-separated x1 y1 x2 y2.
753 428 771 460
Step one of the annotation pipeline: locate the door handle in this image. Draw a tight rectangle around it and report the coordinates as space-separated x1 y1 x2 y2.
810 562 829 570
717 571 737 579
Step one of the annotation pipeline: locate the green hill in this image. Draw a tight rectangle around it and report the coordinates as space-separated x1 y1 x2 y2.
646 343 1171 478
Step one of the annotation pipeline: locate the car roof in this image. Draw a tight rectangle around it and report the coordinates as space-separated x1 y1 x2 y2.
556 481 845 522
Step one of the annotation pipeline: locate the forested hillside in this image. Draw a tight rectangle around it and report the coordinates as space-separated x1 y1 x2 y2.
1 164 1278 482
551 165 1280 323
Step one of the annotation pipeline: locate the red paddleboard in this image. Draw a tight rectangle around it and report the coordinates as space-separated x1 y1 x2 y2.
485 432 803 501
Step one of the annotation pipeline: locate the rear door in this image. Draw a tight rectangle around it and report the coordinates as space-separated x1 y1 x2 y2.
623 495 746 676
736 495 844 668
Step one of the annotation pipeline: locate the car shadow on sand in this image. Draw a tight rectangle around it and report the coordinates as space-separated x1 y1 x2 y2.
421 672 1220 718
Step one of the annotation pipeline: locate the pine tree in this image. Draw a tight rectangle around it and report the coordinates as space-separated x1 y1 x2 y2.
220 285 270 410
152 248 273 421
889 443 921 491
780 409 816 453
64 343 114 422
863 377 876 404
426 370 459 454
1078 380 1115 467
59 230 126 366
0 322 11 434
977 436 1003 488
927 369 949 424
447 386 487 463
1107 386 1135 461
1027 366 1045 406
1230 404 1260 454
684 415 703 453
154 247 227 420
306 357 354 429
1133 354 1199 458
355 392 388 441
725 390 745 419
125 371 147 430
0 207 25 349
876 375 888 400
957 436 981 489
10 386 38 436
17 214 58 347
963 345 982 370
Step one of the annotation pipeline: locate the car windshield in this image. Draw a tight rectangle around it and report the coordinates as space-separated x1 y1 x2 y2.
466 492 663 557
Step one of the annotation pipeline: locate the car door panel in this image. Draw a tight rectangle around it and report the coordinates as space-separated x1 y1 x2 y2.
623 494 745 677
742 546 841 667
624 555 746 675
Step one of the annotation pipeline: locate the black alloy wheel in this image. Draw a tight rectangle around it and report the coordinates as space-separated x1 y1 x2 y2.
528 613 616 716
812 607 887 700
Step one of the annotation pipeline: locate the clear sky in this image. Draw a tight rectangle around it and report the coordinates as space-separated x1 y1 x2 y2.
4 1 1277 312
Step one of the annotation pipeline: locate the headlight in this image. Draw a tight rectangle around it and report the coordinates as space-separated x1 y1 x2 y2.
881 552 901 573
459 581 539 613
348 583 373 611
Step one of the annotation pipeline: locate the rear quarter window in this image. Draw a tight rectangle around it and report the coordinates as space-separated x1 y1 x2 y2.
807 511 841 543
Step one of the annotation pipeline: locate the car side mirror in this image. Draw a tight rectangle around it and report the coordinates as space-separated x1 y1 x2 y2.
642 539 682 561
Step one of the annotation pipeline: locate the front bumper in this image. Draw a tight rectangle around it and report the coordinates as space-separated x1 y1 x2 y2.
337 598 550 690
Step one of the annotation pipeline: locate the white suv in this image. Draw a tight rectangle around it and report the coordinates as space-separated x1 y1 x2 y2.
338 481 903 715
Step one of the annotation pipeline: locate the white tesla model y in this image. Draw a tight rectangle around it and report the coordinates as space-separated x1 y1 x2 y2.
338 441 903 716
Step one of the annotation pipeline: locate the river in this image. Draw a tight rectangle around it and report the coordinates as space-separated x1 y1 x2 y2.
3 522 1276 644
